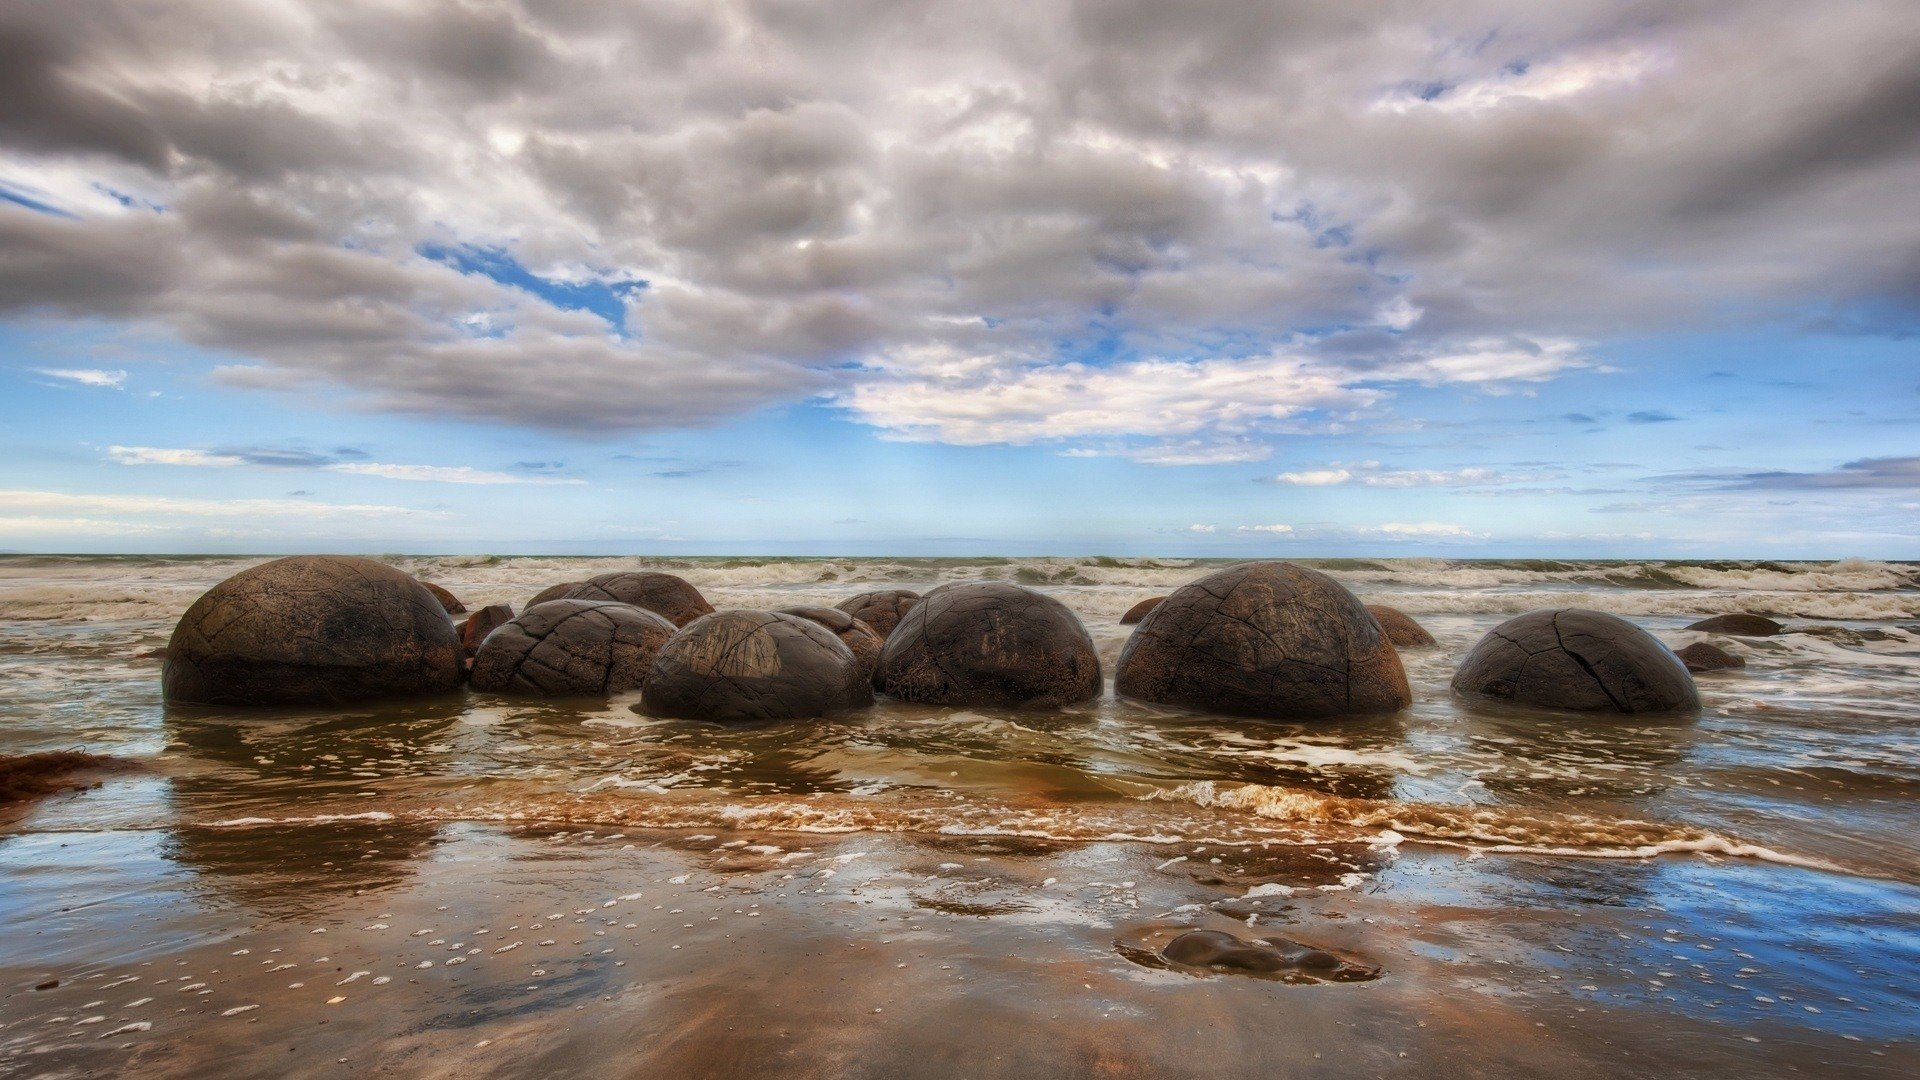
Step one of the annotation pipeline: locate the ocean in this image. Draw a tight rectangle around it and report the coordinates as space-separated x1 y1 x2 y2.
1 554 1916 1076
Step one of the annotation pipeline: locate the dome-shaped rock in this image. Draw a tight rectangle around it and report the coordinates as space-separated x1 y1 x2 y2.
1676 641 1745 673
1684 613 1783 637
527 581 586 609
558 572 713 626
641 611 872 722
470 599 674 697
877 582 1101 707
1366 605 1436 648
1115 562 1410 720
835 590 921 640
1452 608 1699 713
1120 597 1165 625
163 555 463 706
777 606 884 683
457 603 515 663
420 580 466 614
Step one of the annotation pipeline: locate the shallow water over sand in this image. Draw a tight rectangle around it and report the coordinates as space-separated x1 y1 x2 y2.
2 555 1917 1077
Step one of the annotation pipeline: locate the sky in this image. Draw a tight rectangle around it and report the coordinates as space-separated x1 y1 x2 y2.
0 0 1916 557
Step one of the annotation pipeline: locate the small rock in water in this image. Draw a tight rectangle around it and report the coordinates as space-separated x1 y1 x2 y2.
1676 641 1745 673
1118 925 1380 984
1683 614 1783 637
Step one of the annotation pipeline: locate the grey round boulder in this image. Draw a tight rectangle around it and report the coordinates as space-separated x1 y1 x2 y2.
835 589 920 639
1120 597 1165 625
1684 613 1783 637
1367 605 1436 648
558 572 714 626
163 555 463 706
1452 608 1699 713
877 582 1101 707
471 599 674 697
777 606 884 683
1115 562 1410 720
642 611 872 722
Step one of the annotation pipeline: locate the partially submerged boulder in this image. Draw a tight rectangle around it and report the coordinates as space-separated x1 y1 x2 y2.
163 555 463 706
835 590 921 640
776 605 884 683
527 581 586 609
1366 605 1436 648
642 611 872 722
1115 562 1410 720
471 599 675 697
1676 641 1745 673
1684 613 1783 637
558 572 714 626
456 603 515 663
1120 597 1165 625
1452 608 1699 713
877 582 1101 707
420 580 466 615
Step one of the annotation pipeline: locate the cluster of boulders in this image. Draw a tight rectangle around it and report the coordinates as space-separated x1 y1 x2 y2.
164 555 1770 722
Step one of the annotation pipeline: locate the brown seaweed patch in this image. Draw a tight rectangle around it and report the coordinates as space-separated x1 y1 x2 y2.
1115 922 1380 983
0 751 132 805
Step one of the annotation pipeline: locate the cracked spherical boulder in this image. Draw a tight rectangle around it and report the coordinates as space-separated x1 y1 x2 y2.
556 572 714 626
1115 561 1410 720
776 606 884 683
834 589 920 640
527 581 586 609
877 582 1101 707
1120 597 1165 625
642 610 873 721
1366 605 1436 648
1452 608 1699 714
470 599 674 697
163 555 464 706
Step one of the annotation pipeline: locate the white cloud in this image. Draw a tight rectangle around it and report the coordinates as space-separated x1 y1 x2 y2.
0 489 434 520
1377 48 1661 115
35 368 127 388
105 446 584 485
1236 524 1295 534
1265 462 1561 487
1270 468 1353 486
1361 522 1487 539
1183 523 1218 533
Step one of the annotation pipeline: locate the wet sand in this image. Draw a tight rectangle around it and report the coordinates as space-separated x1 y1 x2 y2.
3 808 1914 1078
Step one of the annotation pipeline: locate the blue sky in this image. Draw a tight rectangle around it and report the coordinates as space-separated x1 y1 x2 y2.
1 1 1915 556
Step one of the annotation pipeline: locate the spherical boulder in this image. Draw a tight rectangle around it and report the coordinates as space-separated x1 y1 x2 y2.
642 611 872 722
470 599 674 697
457 603 515 663
528 581 586 609
1366 605 1436 648
835 589 920 639
1676 641 1745 673
557 572 713 626
1120 597 1165 625
163 555 463 706
776 606 884 683
1452 608 1699 713
1684 613 1783 637
421 580 466 614
1115 562 1410 720
877 582 1101 707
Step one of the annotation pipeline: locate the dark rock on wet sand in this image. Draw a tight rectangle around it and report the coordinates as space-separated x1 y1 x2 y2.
1676 641 1745 673
421 580 466 614
471 600 675 698
835 589 921 639
1685 613 1783 636
642 610 873 722
1115 561 1410 720
163 555 464 706
1367 604 1436 648
776 606 885 683
1120 597 1165 625
877 582 1101 708
457 603 515 663
557 572 714 626
1453 608 1699 714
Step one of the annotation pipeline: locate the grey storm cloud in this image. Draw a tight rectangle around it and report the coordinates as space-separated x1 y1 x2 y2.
1 0 1917 444
1715 456 1920 490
